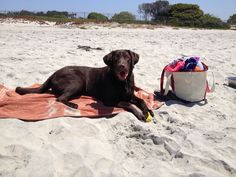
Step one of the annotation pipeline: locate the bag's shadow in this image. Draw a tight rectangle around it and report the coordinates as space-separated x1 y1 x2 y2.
154 90 208 107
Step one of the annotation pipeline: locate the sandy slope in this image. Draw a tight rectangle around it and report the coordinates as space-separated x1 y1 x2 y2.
0 19 236 177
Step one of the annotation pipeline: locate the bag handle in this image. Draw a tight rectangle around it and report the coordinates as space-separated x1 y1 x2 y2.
160 66 172 96
160 66 166 94
206 71 215 93
164 73 172 96
201 61 215 93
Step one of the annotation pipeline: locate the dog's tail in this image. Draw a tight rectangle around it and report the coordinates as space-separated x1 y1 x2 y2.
15 76 52 95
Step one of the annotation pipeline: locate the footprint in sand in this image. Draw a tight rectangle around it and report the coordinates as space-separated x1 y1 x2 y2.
56 153 89 176
73 122 100 137
2 144 32 171
158 111 178 124
6 73 15 78
188 173 206 177
127 124 183 158
94 158 114 175
203 130 226 143
72 166 93 177
224 127 236 134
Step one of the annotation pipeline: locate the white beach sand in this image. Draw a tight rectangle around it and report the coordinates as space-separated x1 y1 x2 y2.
0 19 236 177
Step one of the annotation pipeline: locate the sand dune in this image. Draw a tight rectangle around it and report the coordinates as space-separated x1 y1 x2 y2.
0 19 236 177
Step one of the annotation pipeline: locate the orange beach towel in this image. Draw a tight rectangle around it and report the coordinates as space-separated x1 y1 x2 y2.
0 84 163 121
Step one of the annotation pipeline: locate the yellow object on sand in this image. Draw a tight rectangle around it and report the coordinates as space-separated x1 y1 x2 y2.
146 112 152 122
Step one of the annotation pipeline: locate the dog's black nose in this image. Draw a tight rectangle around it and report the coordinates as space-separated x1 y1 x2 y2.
118 64 126 70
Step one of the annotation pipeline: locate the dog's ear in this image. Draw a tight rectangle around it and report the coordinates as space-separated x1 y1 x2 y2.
127 50 139 65
103 51 114 66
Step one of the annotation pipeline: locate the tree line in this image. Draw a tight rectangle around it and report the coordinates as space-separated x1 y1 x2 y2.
1 10 76 18
0 10 136 23
0 1 236 29
138 0 235 29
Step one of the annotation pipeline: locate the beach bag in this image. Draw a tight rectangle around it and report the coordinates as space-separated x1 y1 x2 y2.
160 60 214 102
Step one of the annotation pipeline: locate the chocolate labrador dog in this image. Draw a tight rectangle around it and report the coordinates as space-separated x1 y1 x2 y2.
16 50 154 121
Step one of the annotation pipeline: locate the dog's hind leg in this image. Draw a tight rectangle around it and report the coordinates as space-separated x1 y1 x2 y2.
56 86 82 109
16 76 52 95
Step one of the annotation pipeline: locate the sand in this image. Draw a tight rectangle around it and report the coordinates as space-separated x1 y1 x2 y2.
0 19 236 177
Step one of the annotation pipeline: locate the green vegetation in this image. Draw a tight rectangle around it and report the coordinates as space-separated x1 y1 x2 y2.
44 11 69 18
227 13 236 24
0 10 85 24
0 3 234 30
111 11 136 23
138 0 230 29
169 3 203 27
87 12 108 21
4 10 75 18
200 14 229 29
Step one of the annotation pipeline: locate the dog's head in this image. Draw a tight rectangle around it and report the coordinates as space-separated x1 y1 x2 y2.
103 50 139 81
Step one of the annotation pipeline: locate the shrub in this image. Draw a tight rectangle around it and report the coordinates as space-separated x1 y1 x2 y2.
200 14 230 29
36 11 45 16
227 13 236 24
46 11 69 18
111 11 136 23
19 10 34 16
0 13 6 17
87 12 108 21
169 3 203 27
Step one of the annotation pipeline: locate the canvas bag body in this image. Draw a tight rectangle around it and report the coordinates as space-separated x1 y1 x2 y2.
160 62 213 102
165 71 207 102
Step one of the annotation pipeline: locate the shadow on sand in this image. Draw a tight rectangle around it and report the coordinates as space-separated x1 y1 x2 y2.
154 90 208 107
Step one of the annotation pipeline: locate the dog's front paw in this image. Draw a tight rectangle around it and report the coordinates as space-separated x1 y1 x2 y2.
148 110 154 117
135 110 154 122
133 111 146 122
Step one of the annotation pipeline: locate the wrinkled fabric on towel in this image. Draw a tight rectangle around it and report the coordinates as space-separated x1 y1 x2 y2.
0 84 163 121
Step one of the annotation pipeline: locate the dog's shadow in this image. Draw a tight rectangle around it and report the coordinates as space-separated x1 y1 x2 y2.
85 102 119 119
154 90 208 107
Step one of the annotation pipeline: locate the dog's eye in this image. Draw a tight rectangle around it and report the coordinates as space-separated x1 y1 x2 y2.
124 54 130 58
